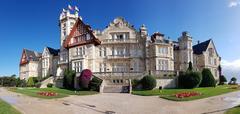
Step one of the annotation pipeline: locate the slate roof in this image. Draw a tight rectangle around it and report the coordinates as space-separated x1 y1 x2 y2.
193 39 211 55
46 47 60 56
24 49 41 61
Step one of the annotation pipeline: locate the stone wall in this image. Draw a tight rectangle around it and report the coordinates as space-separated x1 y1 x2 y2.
155 78 177 89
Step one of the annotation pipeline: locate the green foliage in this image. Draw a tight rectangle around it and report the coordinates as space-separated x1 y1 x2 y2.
35 82 41 88
200 68 216 87
0 75 19 87
132 79 141 89
88 76 102 91
140 75 156 90
231 77 237 82
229 77 237 85
47 83 53 88
187 61 193 71
16 78 27 87
178 71 202 89
32 77 39 83
63 69 76 89
219 75 227 85
27 77 35 87
0 99 21 114
132 85 238 101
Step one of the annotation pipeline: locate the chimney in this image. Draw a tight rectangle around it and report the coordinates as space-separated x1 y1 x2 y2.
197 40 200 44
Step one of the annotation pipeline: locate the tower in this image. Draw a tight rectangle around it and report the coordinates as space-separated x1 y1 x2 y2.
59 7 80 47
57 5 80 76
178 31 193 71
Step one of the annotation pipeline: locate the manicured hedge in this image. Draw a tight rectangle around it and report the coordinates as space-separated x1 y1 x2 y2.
178 71 202 89
200 68 216 87
141 75 156 90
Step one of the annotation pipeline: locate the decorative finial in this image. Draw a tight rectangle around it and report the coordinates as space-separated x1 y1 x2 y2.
68 4 73 11
75 6 79 12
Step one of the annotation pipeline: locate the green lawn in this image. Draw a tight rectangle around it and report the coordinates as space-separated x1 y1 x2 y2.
225 105 240 114
0 99 21 114
132 85 239 101
9 87 98 99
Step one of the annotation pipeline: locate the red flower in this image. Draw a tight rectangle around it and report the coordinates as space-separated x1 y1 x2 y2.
37 92 58 96
175 92 200 98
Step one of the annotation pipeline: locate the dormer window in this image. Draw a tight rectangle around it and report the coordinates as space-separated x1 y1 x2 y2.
117 34 123 40
86 33 91 40
111 32 129 40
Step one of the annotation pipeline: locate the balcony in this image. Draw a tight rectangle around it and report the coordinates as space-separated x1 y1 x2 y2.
58 60 68 64
71 55 85 60
107 55 131 59
101 39 138 44
151 70 177 78
93 72 145 79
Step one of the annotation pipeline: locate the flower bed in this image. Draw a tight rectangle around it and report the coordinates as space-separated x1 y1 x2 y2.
175 91 201 98
37 92 58 97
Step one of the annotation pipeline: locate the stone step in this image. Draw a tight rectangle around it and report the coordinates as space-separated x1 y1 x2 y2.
103 85 129 93
40 76 54 88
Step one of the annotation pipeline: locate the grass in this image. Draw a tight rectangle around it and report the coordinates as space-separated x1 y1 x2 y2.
225 105 240 114
0 99 21 114
132 85 239 101
9 87 98 99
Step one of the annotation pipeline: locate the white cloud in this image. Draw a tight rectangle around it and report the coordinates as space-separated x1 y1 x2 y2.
221 59 240 82
228 0 240 7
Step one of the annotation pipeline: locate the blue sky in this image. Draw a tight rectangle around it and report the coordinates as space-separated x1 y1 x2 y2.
0 0 240 79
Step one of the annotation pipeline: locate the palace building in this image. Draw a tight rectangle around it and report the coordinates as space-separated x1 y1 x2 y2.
19 6 221 90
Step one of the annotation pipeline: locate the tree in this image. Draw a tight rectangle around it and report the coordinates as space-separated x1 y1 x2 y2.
187 61 193 71
219 75 227 85
178 71 202 89
200 68 216 87
27 77 35 87
229 77 237 85
0 75 18 87
88 76 103 91
79 69 93 89
140 75 156 90
63 69 76 89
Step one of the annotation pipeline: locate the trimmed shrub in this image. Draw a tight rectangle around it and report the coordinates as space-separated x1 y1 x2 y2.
35 82 41 88
88 76 102 91
178 71 202 89
200 68 216 87
47 83 53 88
27 77 35 87
219 75 227 85
187 61 193 71
229 77 237 85
132 79 141 89
79 69 93 89
63 69 76 89
140 75 156 90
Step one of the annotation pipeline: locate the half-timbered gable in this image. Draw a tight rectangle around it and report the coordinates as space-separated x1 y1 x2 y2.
64 18 101 48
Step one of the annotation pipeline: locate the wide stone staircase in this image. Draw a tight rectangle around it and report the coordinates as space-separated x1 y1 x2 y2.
40 76 54 88
102 85 130 93
99 78 132 93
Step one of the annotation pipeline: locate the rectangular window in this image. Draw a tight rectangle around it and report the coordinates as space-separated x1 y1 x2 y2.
73 61 83 73
99 63 107 72
76 47 85 56
104 47 107 56
158 59 168 70
99 47 102 57
158 47 168 55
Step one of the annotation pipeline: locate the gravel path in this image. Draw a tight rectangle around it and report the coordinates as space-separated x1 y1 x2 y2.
0 87 240 114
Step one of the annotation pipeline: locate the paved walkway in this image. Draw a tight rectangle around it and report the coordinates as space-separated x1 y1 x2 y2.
0 87 240 114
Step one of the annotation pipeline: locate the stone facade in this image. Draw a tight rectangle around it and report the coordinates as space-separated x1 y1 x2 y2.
19 6 221 87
